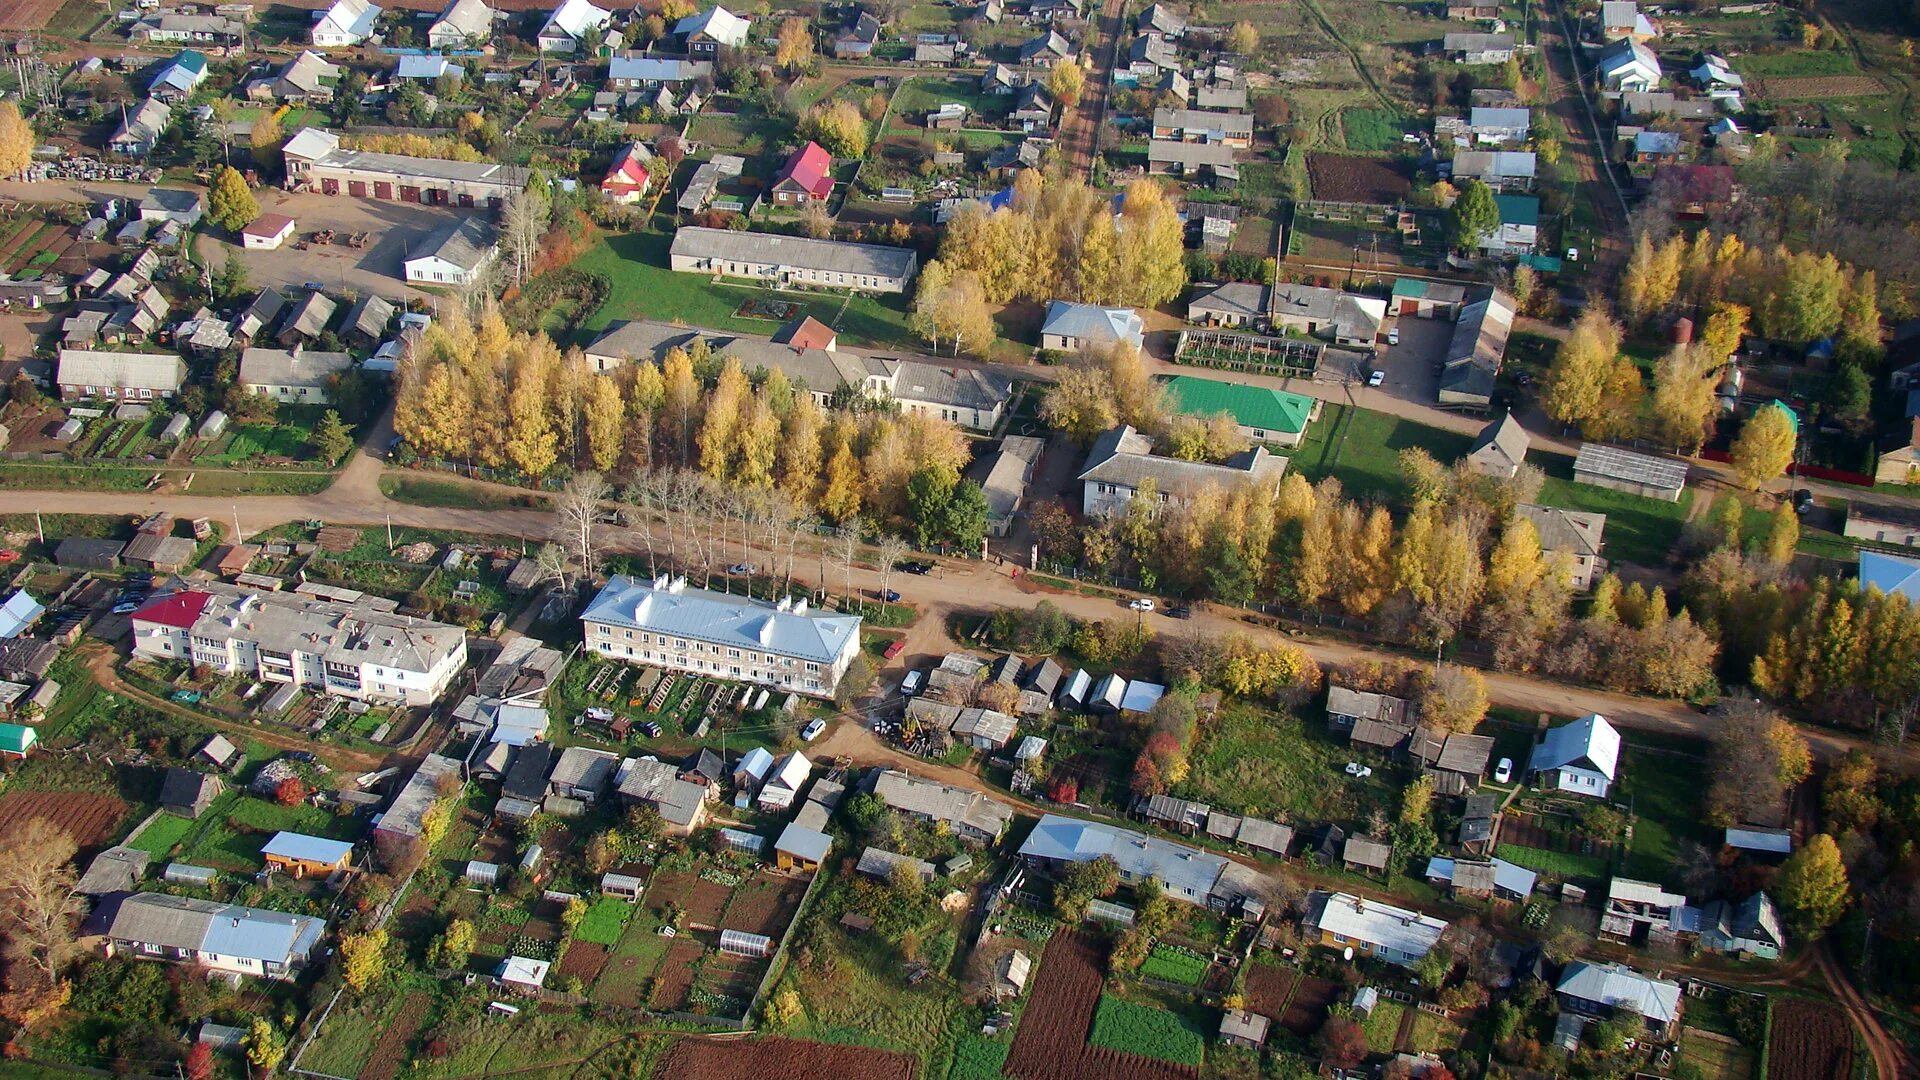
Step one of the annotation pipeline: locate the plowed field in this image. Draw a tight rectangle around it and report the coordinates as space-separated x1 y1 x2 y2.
0 792 126 848
1767 998 1852 1080
1003 931 1199 1080
657 1036 915 1080
1307 154 1413 204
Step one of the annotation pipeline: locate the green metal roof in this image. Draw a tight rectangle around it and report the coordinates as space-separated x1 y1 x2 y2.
1391 278 1429 298
0 723 35 753
1164 376 1316 435
1494 194 1540 227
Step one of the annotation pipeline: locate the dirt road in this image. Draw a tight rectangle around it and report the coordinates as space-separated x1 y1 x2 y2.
1055 0 1123 178
1814 943 1909 1080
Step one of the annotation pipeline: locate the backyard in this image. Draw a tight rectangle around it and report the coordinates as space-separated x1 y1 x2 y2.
1182 698 1400 824
1281 404 1474 510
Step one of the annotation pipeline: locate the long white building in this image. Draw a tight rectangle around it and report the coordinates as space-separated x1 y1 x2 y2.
667 226 918 294
281 127 530 208
581 575 861 699
130 586 467 706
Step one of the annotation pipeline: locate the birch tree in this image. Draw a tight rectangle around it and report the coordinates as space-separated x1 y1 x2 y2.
554 470 612 581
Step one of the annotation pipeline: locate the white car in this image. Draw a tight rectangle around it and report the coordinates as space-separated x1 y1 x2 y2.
801 718 826 741
901 670 925 696
1344 762 1373 779
1367 369 1386 387
726 563 756 575
1566 246 1580 262
1494 757 1514 783
1387 325 1400 346
1128 598 1156 612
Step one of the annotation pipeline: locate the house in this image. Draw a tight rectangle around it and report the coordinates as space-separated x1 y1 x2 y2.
101 894 324 978
428 0 494 48
1601 1 1658 41
54 537 124 571
159 767 224 818
757 751 811 811
311 0 380 47
614 757 710 832
873 769 1013 844
1219 1010 1270 1050
149 51 208 103
1078 424 1287 517
607 55 712 90
396 55 464 83
1020 814 1236 907
1696 893 1784 960
1147 139 1239 184
1424 732 1495 795
1467 106 1532 145
668 227 917 294
1556 961 1682 1038
547 747 618 804
1327 685 1411 736
1466 413 1530 478
1143 793 1210 834
131 586 467 706
342 294 395 349
1445 32 1515 64
1305 891 1450 967
111 99 171 157
1266 282 1388 344
1425 856 1536 900
1019 31 1075 66
675 5 749 55
1621 91 1718 123
130 13 245 44
857 846 936 883
926 103 968 130
981 63 1021 95
774 821 831 871
539 0 612 52
915 41 960 65
405 217 500 287
1528 713 1621 798
1481 194 1540 255
1859 549 1920 604
238 347 352 403
0 640 57 684
1194 66 1249 109
582 575 861 698
1597 38 1661 93
276 292 335 347
1450 150 1537 192
1516 503 1607 589
1126 33 1177 77
1151 108 1254 148
1573 443 1688 501
831 10 882 58
249 51 340 104
601 142 652 203
1041 300 1143 352
0 592 43 641
1343 835 1392 874
1009 83 1056 129
242 214 297 250
233 289 287 346
1447 2 1499 17
1137 2 1184 37
1164 375 1320 447
968 434 1045 537
56 350 185 401
771 142 835 206
1631 129 1682 164
1438 291 1516 410
260 832 354 878
1185 282 1267 328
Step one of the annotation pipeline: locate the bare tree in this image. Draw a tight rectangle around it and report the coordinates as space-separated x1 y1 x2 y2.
835 517 864 609
500 185 551 287
554 470 613 582
876 534 908 607
622 469 660 577
533 541 572 595
0 820 81 988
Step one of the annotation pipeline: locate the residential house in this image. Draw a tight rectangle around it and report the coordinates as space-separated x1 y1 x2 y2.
1185 281 1267 328
980 63 1021 94
130 13 245 44
831 10 881 58
100 894 325 979
276 291 335 346
246 51 340 104
1343 836 1393 875
404 217 499 286
1467 106 1531 145
1147 139 1239 183
1327 684 1411 737
1194 65 1249 109
1450 149 1537 192
1445 31 1515 64
770 141 835 205
667 226 918 293
539 0 612 52
1164 375 1320 447
159 768 223 818
238 347 352 403
1040 300 1143 352
1601 1 1658 41
1438 290 1516 410
260 832 353 878
130 586 466 706
757 751 812 811
1079 424 1287 516
1556 961 1683 1038
600 142 652 203
396 55 464 82
77 847 151 897
1019 814 1239 908
548 746 619 802
1009 83 1055 129
111 98 171 157
1018 30 1075 66
675 5 749 55
968 434 1045 537
773 821 831 871
1573 442 1688 501
1527 713 1621 798
311 0 379 47
1137 2 1184 37
607 55 711 89
149 51 208 103
56 350 185 401
614 757 710 833
1126 33 1177 77
915 40 960 64
1219 1010 1269 1050
1480 194 1539 254
581 575 862 698
1305 891 1450 967
1696 893 1784 960
872 768 1013 844
1151 108 1254 148
1631 129 1682 164
341 294 395 349
1466 412 1530 478
428 0 494 48
1515 504 1606 589
1597 38 1661 93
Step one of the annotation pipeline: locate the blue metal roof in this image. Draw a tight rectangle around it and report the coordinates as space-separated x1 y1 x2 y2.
261 831 353 866
1859 550 1920 603
581 576 860 665
198 903 324 964
0 591 44 639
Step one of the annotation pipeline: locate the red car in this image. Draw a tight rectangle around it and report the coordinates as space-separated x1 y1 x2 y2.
883 640 906 660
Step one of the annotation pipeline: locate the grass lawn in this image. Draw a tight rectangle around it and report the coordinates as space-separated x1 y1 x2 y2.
591 910 671 1004
1183 698 1400 824
1407 1010 1464 1054
1361 1000 1406 1053
0 463 332 496
1494 842 1612 880
784 911 963 1067
1281 404 1473 509
1615 738 1712 885
1339 107 1406 152
1530 451 1695 569
1088 995 1207 1067
890 76 991 122
568 232 917 350
126 813 196 858
1679 1027 1758 1080
378 474 550 511
574 897 632 946
177 793 363 872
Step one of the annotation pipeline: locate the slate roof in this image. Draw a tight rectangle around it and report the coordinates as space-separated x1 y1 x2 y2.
671 227 917 281
775 821 832 863
1557 961 1682 1024
1531 713 1621 779
106 893 324 966
1440 291 1515 403
57 350 185 392
1573 443 1688 491
239 347 352 389
1187 282 1267 321
411 216 499 272
1310 891 1447 958
674 5 749 46
1516 503 1606 558
873 769 1013 837
1021 814 1230 900
1470 412 1530 471
1078 424 1287 495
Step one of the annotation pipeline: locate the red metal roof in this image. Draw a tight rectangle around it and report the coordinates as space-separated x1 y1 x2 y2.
601 145 651 193
775 141 834 199
131 591 210 630
243 213 295 237
772 316 836 350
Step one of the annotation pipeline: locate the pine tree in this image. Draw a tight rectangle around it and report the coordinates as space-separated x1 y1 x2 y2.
310 410 353 464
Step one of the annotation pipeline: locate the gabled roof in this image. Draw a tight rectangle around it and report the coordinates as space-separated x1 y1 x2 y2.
1041 300 1143 347
261 831 354 866
1077 424 1287 495
409 216 500 272
1859 550 1920 603
1020 30 1074 61
316 0 380 39
1531 713 1621 780
1165 376 1316 435
1469 412 1530 469
131 590 212 630
1468 106 1531 131
544 0 612 40
775 141 834 199
1516 503 1605 558
602 142 652 191
0 591 43 640
1310 891 1447 958
1556 961 1681 1024
1019 813 1229 899
775 820 831 862
431 0 493 40
1598 37 1661 79
1573 443 1688 491
584 576 859 665
674 5 749 46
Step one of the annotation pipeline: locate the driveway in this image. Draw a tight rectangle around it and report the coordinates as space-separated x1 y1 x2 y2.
198 189 481 303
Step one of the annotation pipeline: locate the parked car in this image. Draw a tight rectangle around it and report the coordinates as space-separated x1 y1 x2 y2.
1493 757 1514 783
1167 604 1192 619
895 561 933 575
1387 325 1400 346
1344 762 1373 778
901 669 925 696
1127 597 1155 612
883 640 906 659
879 589 902 603
726 563 756 575
801 718 827 741
1367 369 1385 387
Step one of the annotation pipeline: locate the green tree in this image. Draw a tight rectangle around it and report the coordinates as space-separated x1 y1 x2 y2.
428 918 476 970
214 255 249 302
1730 403 1797 490
1449 180 1500 249
1775 833 1850 936
310 409 353 464
940 480 990 553
206 165 259 231
1825 362 1871 433
906 466 956 548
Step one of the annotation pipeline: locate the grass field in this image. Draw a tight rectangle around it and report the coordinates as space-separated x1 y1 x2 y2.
574 897 631 946
1184 699 1399 823
568 232 916 349
1494 842 1611 880
378 474 549 511
1140 945 1209 986
1340 108 1406 153
0 463 333 496
1615 739 1712 885
1088 995 1207 1066
126 813 196 858
890 77 992 125
1362 999 1406 1053
1680 1027 1758 1080
176 793 362 872
1739 51 1863 77
1530 450 1695 569
1282 404 1474 509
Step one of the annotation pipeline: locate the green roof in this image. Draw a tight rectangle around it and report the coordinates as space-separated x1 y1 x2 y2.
1391 278 1429 298
0 723 34 753
1494 194 1540 227
1164 376 1316 435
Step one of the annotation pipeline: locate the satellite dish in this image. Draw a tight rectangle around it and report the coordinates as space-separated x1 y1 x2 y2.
1343 947 1354 961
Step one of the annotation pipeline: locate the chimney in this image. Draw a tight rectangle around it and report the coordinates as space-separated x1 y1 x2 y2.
291 342 302 360
792 597 807 614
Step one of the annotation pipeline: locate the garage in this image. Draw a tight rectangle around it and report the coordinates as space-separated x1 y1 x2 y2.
347 180 366 197
458 193 474 208
400 186 421 203
374 182 393 199
321 178 339 195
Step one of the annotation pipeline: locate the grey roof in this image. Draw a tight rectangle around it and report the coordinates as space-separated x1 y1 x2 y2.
343 294 396 340
1573 443 1688 492
279 292 336 341
1621 91 1717 120
276 51 340 96
1078 424 1287 497
379 754 462 839
972 434 1045 519
1445 31 1514 51
236 288 287 339
1556 961 1682 1024
775 821 831 863
1020 814 1229 901
1435 732 1495 774
585 320 887 397
1236 817 1293 855
1343 835 1392 869
239 347 352 389
1469 106 1532 132
1019 30 1074 61
1152 108 1254 139
1440 291 1515 404
77 846 151 896
615 757 707 826
1327 685 1410 724
431 0 493 39
583 575 859 666
150 584 464 683
1452 149 1537 180
1469 412 1530 470
106 893 324 966
872 769 1013 837
609 55 711 82
56 350 185 392
670 227 917 282
550 746 619 794
411 216 500 272
1148 139 1240 168
261 831 353 865
857 846 935 881
160 767 222 811
1516 503 1605 558
1187 282 1267 321
893 361 1012 412
1725 827 1792 854
141 189 203 215
1022 656 1063 696
1309 891 1447 958
677 154 745 211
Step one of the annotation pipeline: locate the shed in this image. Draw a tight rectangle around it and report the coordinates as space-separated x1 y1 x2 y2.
197 733 241 770
718 928 772 958
857 846 936 883
1219 1009 1270 1050
1343 835 1393 873
159 767 224 819
466 860 500 886
163 863 218 886
1572 443 1688 502
601 872 644 900
54 537 125 570
77 845 151 896
1058 668 1091 708
496 956 550 992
